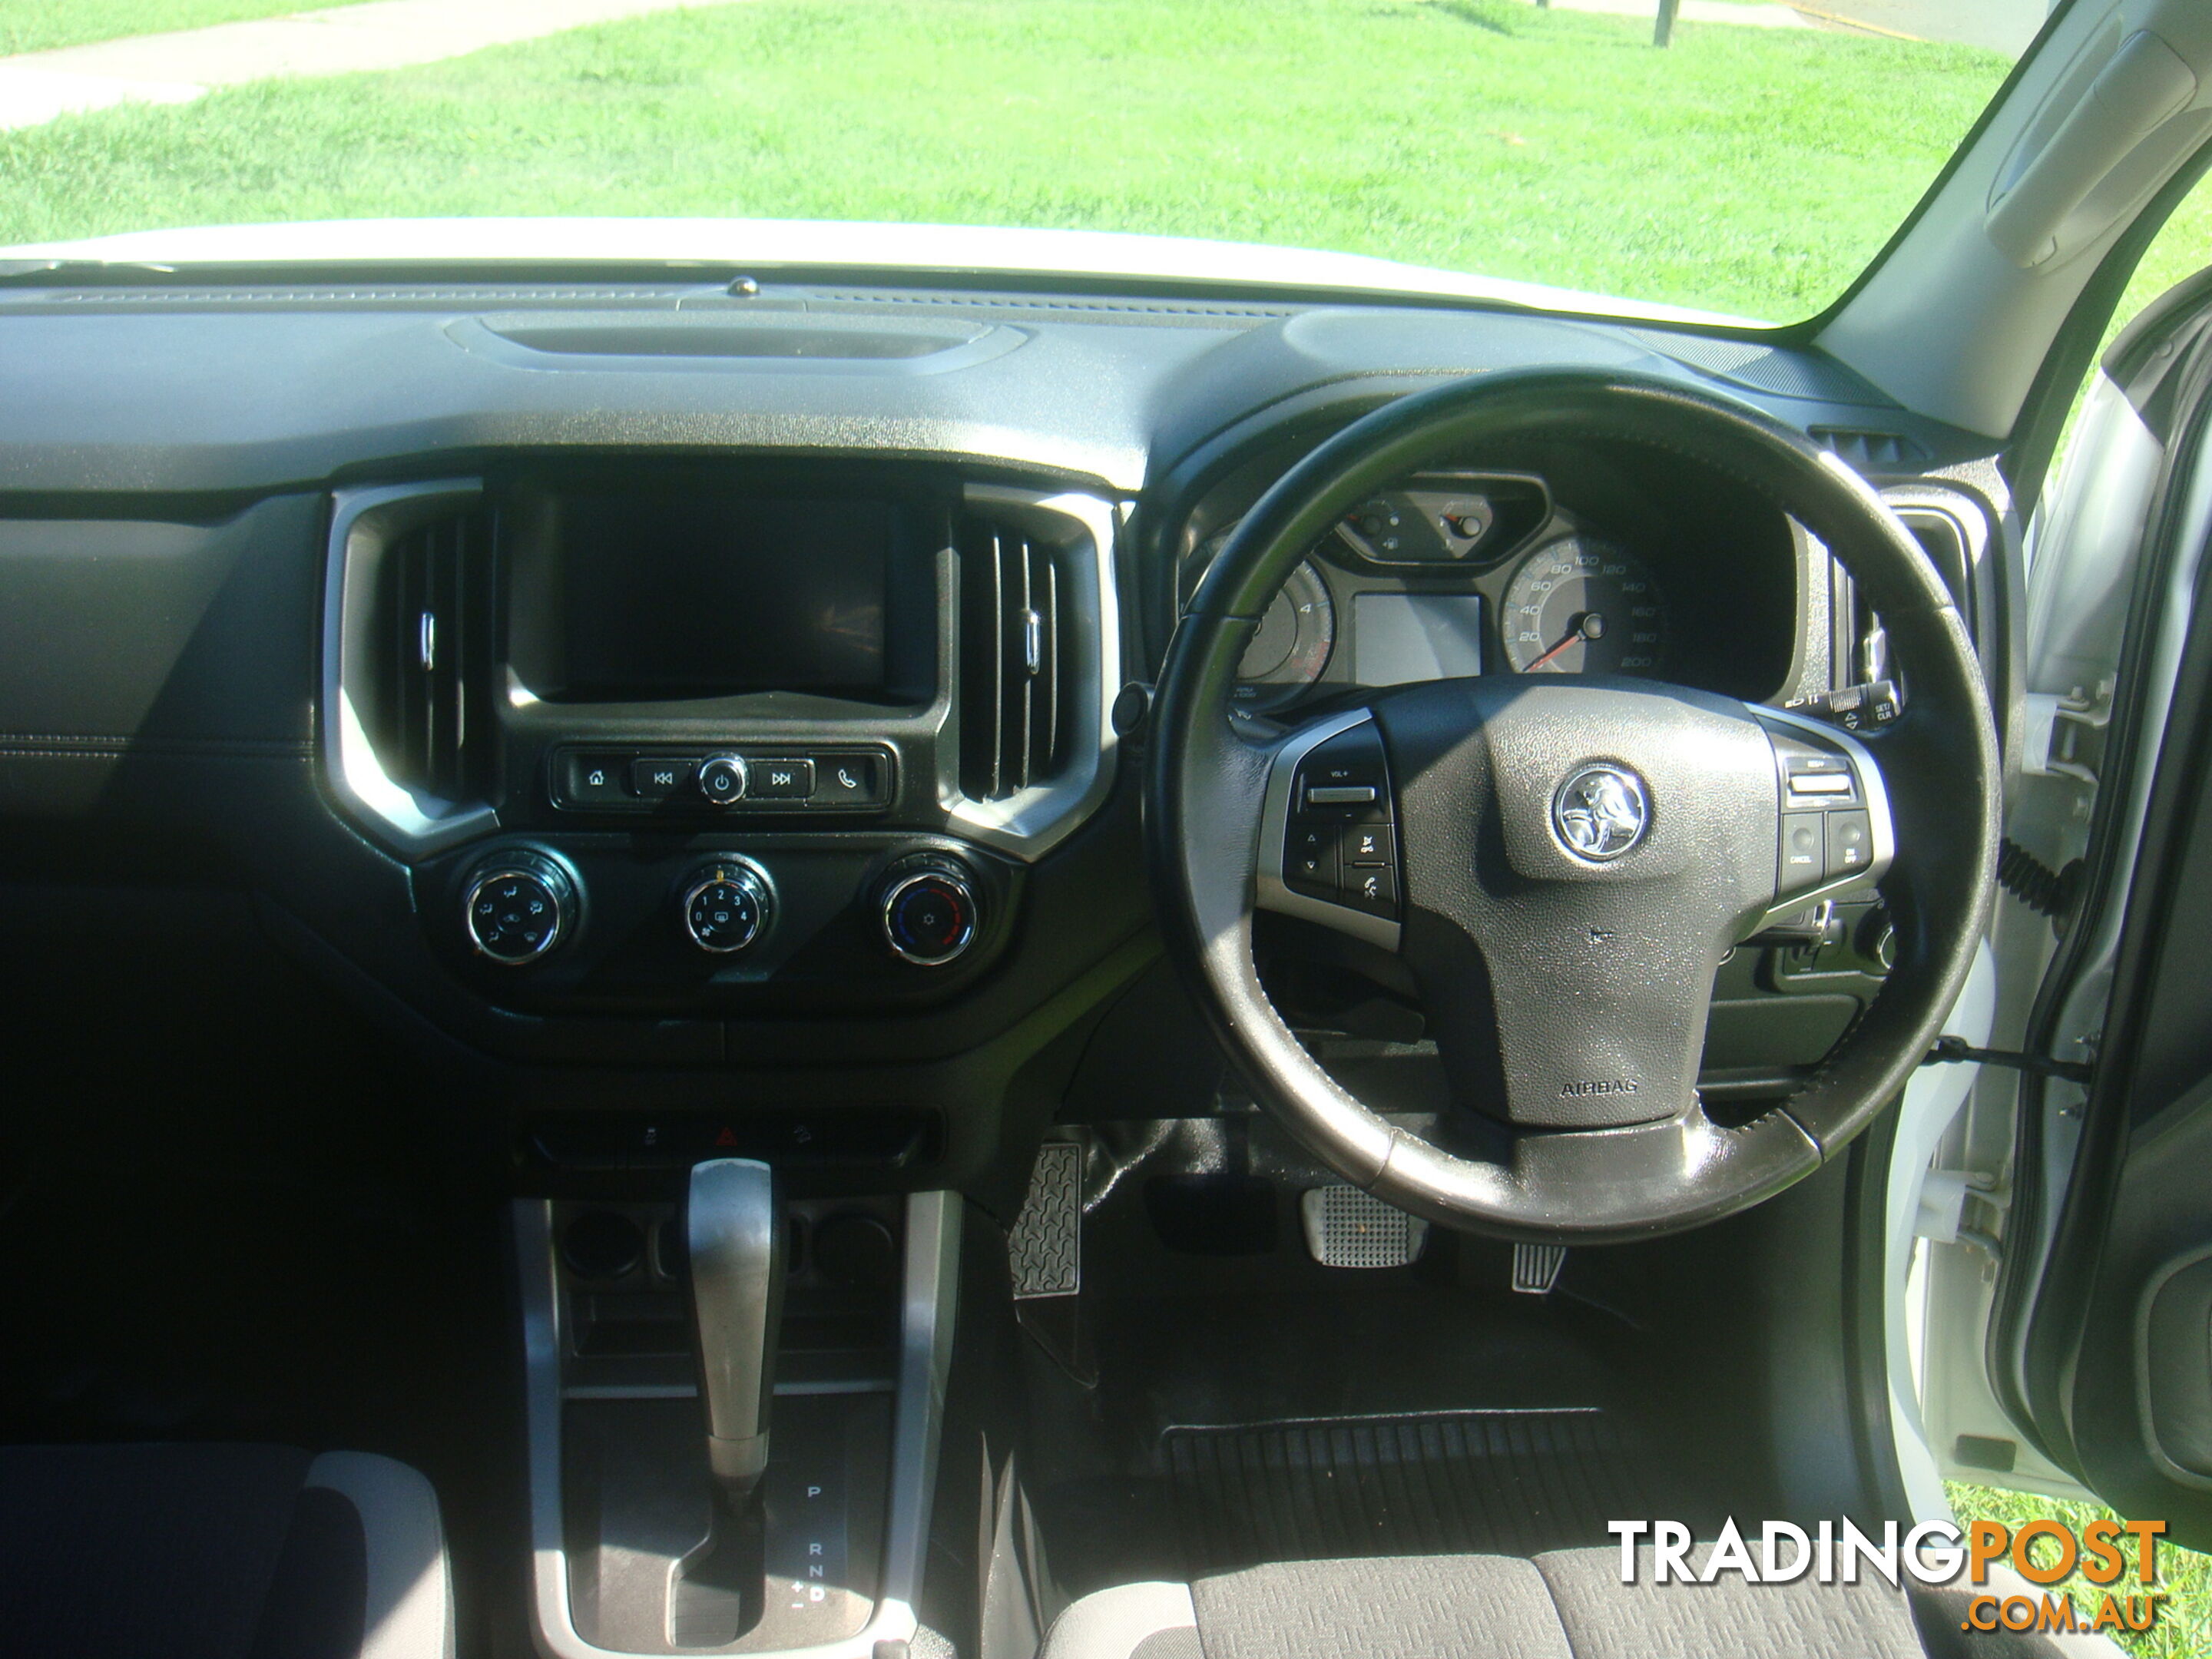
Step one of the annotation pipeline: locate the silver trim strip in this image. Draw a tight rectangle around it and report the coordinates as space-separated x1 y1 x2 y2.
323 479 498 857
1753 704 1899 930
563 1380 898 1401
945 486 1121 859
515 1191 962 1659
1255 707 1402 952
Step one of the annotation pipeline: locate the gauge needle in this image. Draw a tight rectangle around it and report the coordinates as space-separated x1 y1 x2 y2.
1525 611 1605 673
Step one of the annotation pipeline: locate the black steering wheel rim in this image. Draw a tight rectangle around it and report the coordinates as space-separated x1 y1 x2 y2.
1144 368 1999 1243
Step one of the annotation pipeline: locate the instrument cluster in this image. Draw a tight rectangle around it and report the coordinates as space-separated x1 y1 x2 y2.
1184 452 1801 714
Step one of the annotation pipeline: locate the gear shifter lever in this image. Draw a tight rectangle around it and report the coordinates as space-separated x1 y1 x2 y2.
686 1157 784 1504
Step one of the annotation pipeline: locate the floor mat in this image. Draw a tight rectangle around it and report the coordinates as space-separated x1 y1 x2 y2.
1164 1409 1652 1573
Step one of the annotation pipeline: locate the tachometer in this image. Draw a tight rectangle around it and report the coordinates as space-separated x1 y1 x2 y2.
1230 558 1336 711
1500 537 1667 676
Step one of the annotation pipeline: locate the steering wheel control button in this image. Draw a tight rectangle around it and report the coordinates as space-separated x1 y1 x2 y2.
1758 717 1891 915
1826 810 1873 879
1783 751 1859 804
1295 725 1390 816
749 758 814 800
1287 826 1336 896
696 753 750 806
464 853 575 965
1343 865 1398 916
1306 783 1377 808
682 862 773 955
1551 762 1650 861
631 756 699 798
881 863 979 965
1269 716 1404 931
1342 824 1394 867
1778 812 1826 896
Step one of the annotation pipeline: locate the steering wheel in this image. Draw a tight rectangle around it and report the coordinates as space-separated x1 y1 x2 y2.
1146 369 1998 1241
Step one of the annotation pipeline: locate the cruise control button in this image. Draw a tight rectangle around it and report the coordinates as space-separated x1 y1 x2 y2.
1340 864 1398 916
1786 771 1854 798
750 759 814 800
1342 823 1395 867
1826 810 1874 879
631 757 697 798
1778 811 1826 895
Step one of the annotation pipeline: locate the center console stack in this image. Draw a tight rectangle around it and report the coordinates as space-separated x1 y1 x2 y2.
323 460 1121 1018
326 461 1108 1652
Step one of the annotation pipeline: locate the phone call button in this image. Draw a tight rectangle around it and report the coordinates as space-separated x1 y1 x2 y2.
809 753 887 807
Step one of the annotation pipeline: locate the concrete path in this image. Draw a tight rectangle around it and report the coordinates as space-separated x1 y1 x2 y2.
1540 0 1811 31
1796 0 2051 54
1537 0 2050 48
0 0 738 131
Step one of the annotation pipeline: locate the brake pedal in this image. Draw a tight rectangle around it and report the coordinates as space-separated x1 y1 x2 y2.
1300 1185 1427 1268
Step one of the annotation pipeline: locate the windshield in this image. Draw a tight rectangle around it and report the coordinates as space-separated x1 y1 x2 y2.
2 0 2044 323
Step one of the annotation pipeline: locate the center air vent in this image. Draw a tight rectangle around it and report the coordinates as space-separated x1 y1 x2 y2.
324 481 499 854
365 504 492 803
959 518 1071 801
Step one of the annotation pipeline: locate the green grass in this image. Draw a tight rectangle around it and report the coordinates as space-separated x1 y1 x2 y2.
0 0 370 58
1949 1483 2212 1659
0 0 2013 322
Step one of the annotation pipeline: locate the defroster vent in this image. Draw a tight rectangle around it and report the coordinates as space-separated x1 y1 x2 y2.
959 517 1071 800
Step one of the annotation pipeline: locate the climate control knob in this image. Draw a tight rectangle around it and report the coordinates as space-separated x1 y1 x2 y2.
879 861 979 966
464 852 575 965
682 860 773 954
697 753 750 807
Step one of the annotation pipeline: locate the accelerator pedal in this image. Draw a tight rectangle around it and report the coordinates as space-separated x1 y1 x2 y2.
1512 1243 1568 1294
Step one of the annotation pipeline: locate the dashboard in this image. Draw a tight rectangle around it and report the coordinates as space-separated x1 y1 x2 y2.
0 269 2006 1200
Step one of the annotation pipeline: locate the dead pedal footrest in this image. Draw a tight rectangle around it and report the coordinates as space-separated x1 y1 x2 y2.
1009 1140 1082 1299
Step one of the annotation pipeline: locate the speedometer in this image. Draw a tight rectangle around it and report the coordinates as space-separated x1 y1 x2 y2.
1500 536 1668 676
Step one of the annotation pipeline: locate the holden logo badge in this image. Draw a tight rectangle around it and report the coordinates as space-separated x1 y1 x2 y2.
1552 763 1649 861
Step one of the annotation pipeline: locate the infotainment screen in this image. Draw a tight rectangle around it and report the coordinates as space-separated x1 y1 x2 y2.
508 491 902 702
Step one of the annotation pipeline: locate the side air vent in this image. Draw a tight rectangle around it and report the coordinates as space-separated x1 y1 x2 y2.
959 517 1070 800
1810 426 1930 473
324 481 499 854
365 505 492 802
947 487 1121 856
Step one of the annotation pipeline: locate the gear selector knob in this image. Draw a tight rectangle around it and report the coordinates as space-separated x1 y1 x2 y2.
686 1157 783 1502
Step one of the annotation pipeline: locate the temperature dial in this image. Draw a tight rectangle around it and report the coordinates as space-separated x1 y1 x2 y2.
464 852 575 965
682 861 773 954
879 860 979 966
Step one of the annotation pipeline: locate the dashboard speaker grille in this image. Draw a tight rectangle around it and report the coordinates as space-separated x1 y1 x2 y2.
959 518 1068 800
366 505 492 803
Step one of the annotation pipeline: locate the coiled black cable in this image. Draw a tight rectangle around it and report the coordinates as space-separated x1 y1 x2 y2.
1998 835 2082 921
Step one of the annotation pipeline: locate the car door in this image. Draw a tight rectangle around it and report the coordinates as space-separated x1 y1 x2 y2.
1922 264 2212 1549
